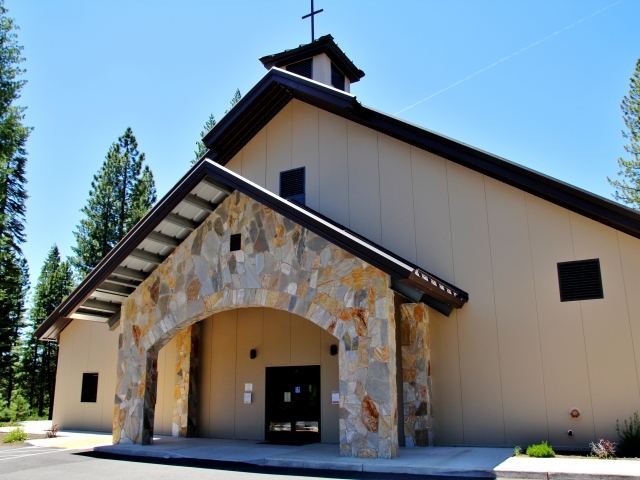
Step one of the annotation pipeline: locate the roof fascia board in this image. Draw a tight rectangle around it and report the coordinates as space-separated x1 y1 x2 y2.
259 36 364 82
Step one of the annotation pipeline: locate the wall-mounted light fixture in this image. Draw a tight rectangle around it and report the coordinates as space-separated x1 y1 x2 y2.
330 345 338 356
569 408 581 419
250 349 257 359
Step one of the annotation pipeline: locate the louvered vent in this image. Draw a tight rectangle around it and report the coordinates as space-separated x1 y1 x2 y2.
230 234 242 252
331 62 345 91
280 167 305 205
557 259 603 302
287 59 313 79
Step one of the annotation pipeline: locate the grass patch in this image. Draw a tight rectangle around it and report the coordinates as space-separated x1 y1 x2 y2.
526 441 556 458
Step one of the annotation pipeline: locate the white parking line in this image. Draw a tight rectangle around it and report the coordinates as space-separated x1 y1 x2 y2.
0 447 80 461
0 446 52 454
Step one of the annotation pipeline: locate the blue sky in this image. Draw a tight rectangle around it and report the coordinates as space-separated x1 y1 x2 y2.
9 0 640 287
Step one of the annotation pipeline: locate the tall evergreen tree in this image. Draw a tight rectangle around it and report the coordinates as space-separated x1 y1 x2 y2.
609 59 640 209
0 1 31 405
72 128 156 276
191 89 242 166
18 246 74 418
0 252 28 404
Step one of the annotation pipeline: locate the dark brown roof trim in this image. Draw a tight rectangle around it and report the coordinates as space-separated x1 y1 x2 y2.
36 160 467 341
259 35 365 83
204 67 640 241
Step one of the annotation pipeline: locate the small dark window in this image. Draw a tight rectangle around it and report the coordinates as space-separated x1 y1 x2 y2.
81 373 99 403
331 63 345 91
558 259 603 302
230 234 242 252
280 167 305 205
287 59 312 79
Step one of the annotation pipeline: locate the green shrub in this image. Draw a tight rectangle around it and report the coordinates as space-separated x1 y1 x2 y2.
526 441 555 458
617 411 640 457
514 446 523 456
3 427 28 444
0 394 30 423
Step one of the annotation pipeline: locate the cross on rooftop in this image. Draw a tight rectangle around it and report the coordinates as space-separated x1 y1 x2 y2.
302 0 323 43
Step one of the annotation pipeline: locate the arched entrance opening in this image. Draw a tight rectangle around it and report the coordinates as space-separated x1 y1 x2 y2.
153 307 340 443
112 192 400 458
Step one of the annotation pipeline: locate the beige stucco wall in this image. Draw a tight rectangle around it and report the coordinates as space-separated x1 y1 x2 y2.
225 98 640 448
53 320 119 432
154 309 340 441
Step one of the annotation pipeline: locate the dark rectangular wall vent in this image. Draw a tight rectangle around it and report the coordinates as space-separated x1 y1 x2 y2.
557 259 603 302
280 167 305 205
230 234 242 252
81 372 99 403
287 58 313 79
331 62 345 91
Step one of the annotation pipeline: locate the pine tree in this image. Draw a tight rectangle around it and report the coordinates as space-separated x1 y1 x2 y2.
72 128 156 276
192 114 217 165
18 246 74 418
609 59 640 209
0 252 28 404
0 2 31 405
191 89 242 166
225 88 242 115
0 1 30 256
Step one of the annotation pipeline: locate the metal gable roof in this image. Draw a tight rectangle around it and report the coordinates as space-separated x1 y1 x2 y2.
203 67 640 241
36 159 468 342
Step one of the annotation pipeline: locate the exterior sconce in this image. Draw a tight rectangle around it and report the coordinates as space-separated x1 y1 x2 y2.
330 345 338 356
250 349 257 359
569 408 581 419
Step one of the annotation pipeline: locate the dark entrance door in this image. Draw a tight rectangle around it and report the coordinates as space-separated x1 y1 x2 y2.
265 365 321 443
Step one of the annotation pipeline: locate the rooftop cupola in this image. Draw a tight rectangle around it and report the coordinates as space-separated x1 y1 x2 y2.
259 35 364 93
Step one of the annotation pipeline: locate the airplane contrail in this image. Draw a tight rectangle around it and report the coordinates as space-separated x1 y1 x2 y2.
394 0 624 116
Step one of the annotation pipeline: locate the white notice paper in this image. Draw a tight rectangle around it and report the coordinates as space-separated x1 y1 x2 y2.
244 393 252 404
245 383 253 392
332 392 340 405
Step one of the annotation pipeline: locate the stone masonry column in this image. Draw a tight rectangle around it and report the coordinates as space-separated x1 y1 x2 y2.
400 303 432 447
172 324 200 437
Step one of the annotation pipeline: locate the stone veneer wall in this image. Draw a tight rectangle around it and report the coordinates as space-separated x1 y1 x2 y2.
113 191 400 458
400 303 432 447
172 324 199 437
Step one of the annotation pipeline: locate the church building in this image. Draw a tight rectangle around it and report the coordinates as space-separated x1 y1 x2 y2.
37 36 640 459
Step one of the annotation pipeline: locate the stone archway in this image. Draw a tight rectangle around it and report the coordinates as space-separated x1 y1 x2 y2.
113 192 399 458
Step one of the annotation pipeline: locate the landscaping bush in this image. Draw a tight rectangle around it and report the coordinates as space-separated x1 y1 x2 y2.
526 441 555 458
45 423 59 438
2 427 28 444
617 411 640 457
590 439 617 459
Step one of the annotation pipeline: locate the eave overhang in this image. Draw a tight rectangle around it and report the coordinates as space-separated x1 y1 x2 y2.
36 160 467 342
204 67 640 242
259 34 365 83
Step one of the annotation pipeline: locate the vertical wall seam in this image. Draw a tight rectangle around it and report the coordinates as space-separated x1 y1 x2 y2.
444 160 465 444
616 231 640 401
409 147 418 264
377 133 383 245
482 175 507 445
345 118 350 228
523 193 551 441
568 213 597 440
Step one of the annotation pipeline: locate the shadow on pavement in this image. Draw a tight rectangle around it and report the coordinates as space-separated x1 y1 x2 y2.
78 450 489 480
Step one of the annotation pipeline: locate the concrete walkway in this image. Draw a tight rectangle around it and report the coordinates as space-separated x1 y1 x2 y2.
6 423 640 478
97 436 512 477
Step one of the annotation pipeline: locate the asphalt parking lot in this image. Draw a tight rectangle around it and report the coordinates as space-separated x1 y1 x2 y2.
0 445 480 479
